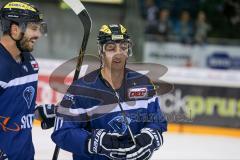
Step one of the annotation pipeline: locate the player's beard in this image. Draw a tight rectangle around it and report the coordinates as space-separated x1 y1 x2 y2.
19 36 38 52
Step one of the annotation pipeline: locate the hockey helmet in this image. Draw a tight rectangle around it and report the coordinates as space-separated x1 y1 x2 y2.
0 1 45 33
97 24 130 45
97 24 132 56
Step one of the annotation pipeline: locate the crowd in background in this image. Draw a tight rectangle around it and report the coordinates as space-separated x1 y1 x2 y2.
140 0 240 45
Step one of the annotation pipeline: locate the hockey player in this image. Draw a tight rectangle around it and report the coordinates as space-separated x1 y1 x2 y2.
52 24 167 160
0 1 55 159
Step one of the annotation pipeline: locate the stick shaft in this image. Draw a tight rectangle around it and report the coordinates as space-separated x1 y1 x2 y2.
52 1 92 160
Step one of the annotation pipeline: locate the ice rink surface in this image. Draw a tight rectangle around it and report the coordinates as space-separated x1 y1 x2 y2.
33 126 240 160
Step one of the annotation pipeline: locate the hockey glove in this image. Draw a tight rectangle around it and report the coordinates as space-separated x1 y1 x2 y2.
126 128 163 160
35 104 56 129
0 149 8 160
88 129 135 159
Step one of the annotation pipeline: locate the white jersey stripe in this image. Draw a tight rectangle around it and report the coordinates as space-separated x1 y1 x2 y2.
67 96 158 116
0 74 38 89
0 81 7 88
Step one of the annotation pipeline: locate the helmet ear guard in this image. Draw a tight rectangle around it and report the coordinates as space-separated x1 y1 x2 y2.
125 39 133 57
97 43 104 67
97 43 102 56
128 44 133 57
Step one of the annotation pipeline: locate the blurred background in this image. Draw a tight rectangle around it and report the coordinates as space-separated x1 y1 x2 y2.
1 0 240 159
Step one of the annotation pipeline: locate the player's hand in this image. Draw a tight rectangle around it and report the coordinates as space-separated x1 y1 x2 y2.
88 129 135 159
126 128 163 160
35 104 56 129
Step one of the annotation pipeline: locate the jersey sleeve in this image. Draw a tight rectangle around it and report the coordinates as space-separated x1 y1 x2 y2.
0 68 7 95
0 60 14 95
51 88 92 158
0 84 4 95
144 80 167 133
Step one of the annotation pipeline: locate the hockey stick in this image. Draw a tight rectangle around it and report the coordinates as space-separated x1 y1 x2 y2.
52 0 92 160
103 79 137 145
114 91 137 145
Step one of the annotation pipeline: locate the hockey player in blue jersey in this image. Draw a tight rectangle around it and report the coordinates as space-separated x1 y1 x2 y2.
0 1 56 160
52 24 167 160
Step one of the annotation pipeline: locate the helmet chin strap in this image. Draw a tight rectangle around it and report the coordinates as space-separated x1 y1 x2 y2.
9 31 27 52
8 24 29 52
16 33 26 52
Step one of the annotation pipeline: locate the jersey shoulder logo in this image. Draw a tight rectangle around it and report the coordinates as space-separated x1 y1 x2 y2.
23 86 35 109
30 60 39 71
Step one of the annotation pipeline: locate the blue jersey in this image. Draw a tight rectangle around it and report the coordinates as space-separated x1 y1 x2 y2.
0 44 38 160
52 68 167 160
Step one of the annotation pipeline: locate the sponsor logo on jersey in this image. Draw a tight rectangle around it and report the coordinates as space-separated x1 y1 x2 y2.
21 114 34 129
108 116 131 135
0 116 20 132
128 87 148 99
23 86 35 109
30 60 39 71
0 114 34 132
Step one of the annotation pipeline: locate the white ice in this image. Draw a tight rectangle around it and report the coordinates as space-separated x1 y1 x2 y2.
33 127 240 160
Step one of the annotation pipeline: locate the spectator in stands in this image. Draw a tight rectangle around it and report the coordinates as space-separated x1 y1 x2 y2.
223 0 240 25
156 8 172 40
194 11 211 44
174 10 193 44
144 0 159 34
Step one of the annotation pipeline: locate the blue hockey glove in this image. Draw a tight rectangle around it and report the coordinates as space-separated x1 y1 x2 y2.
35 104 56 129
88 129 135 159
0 149 8 160
126 128 163 160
